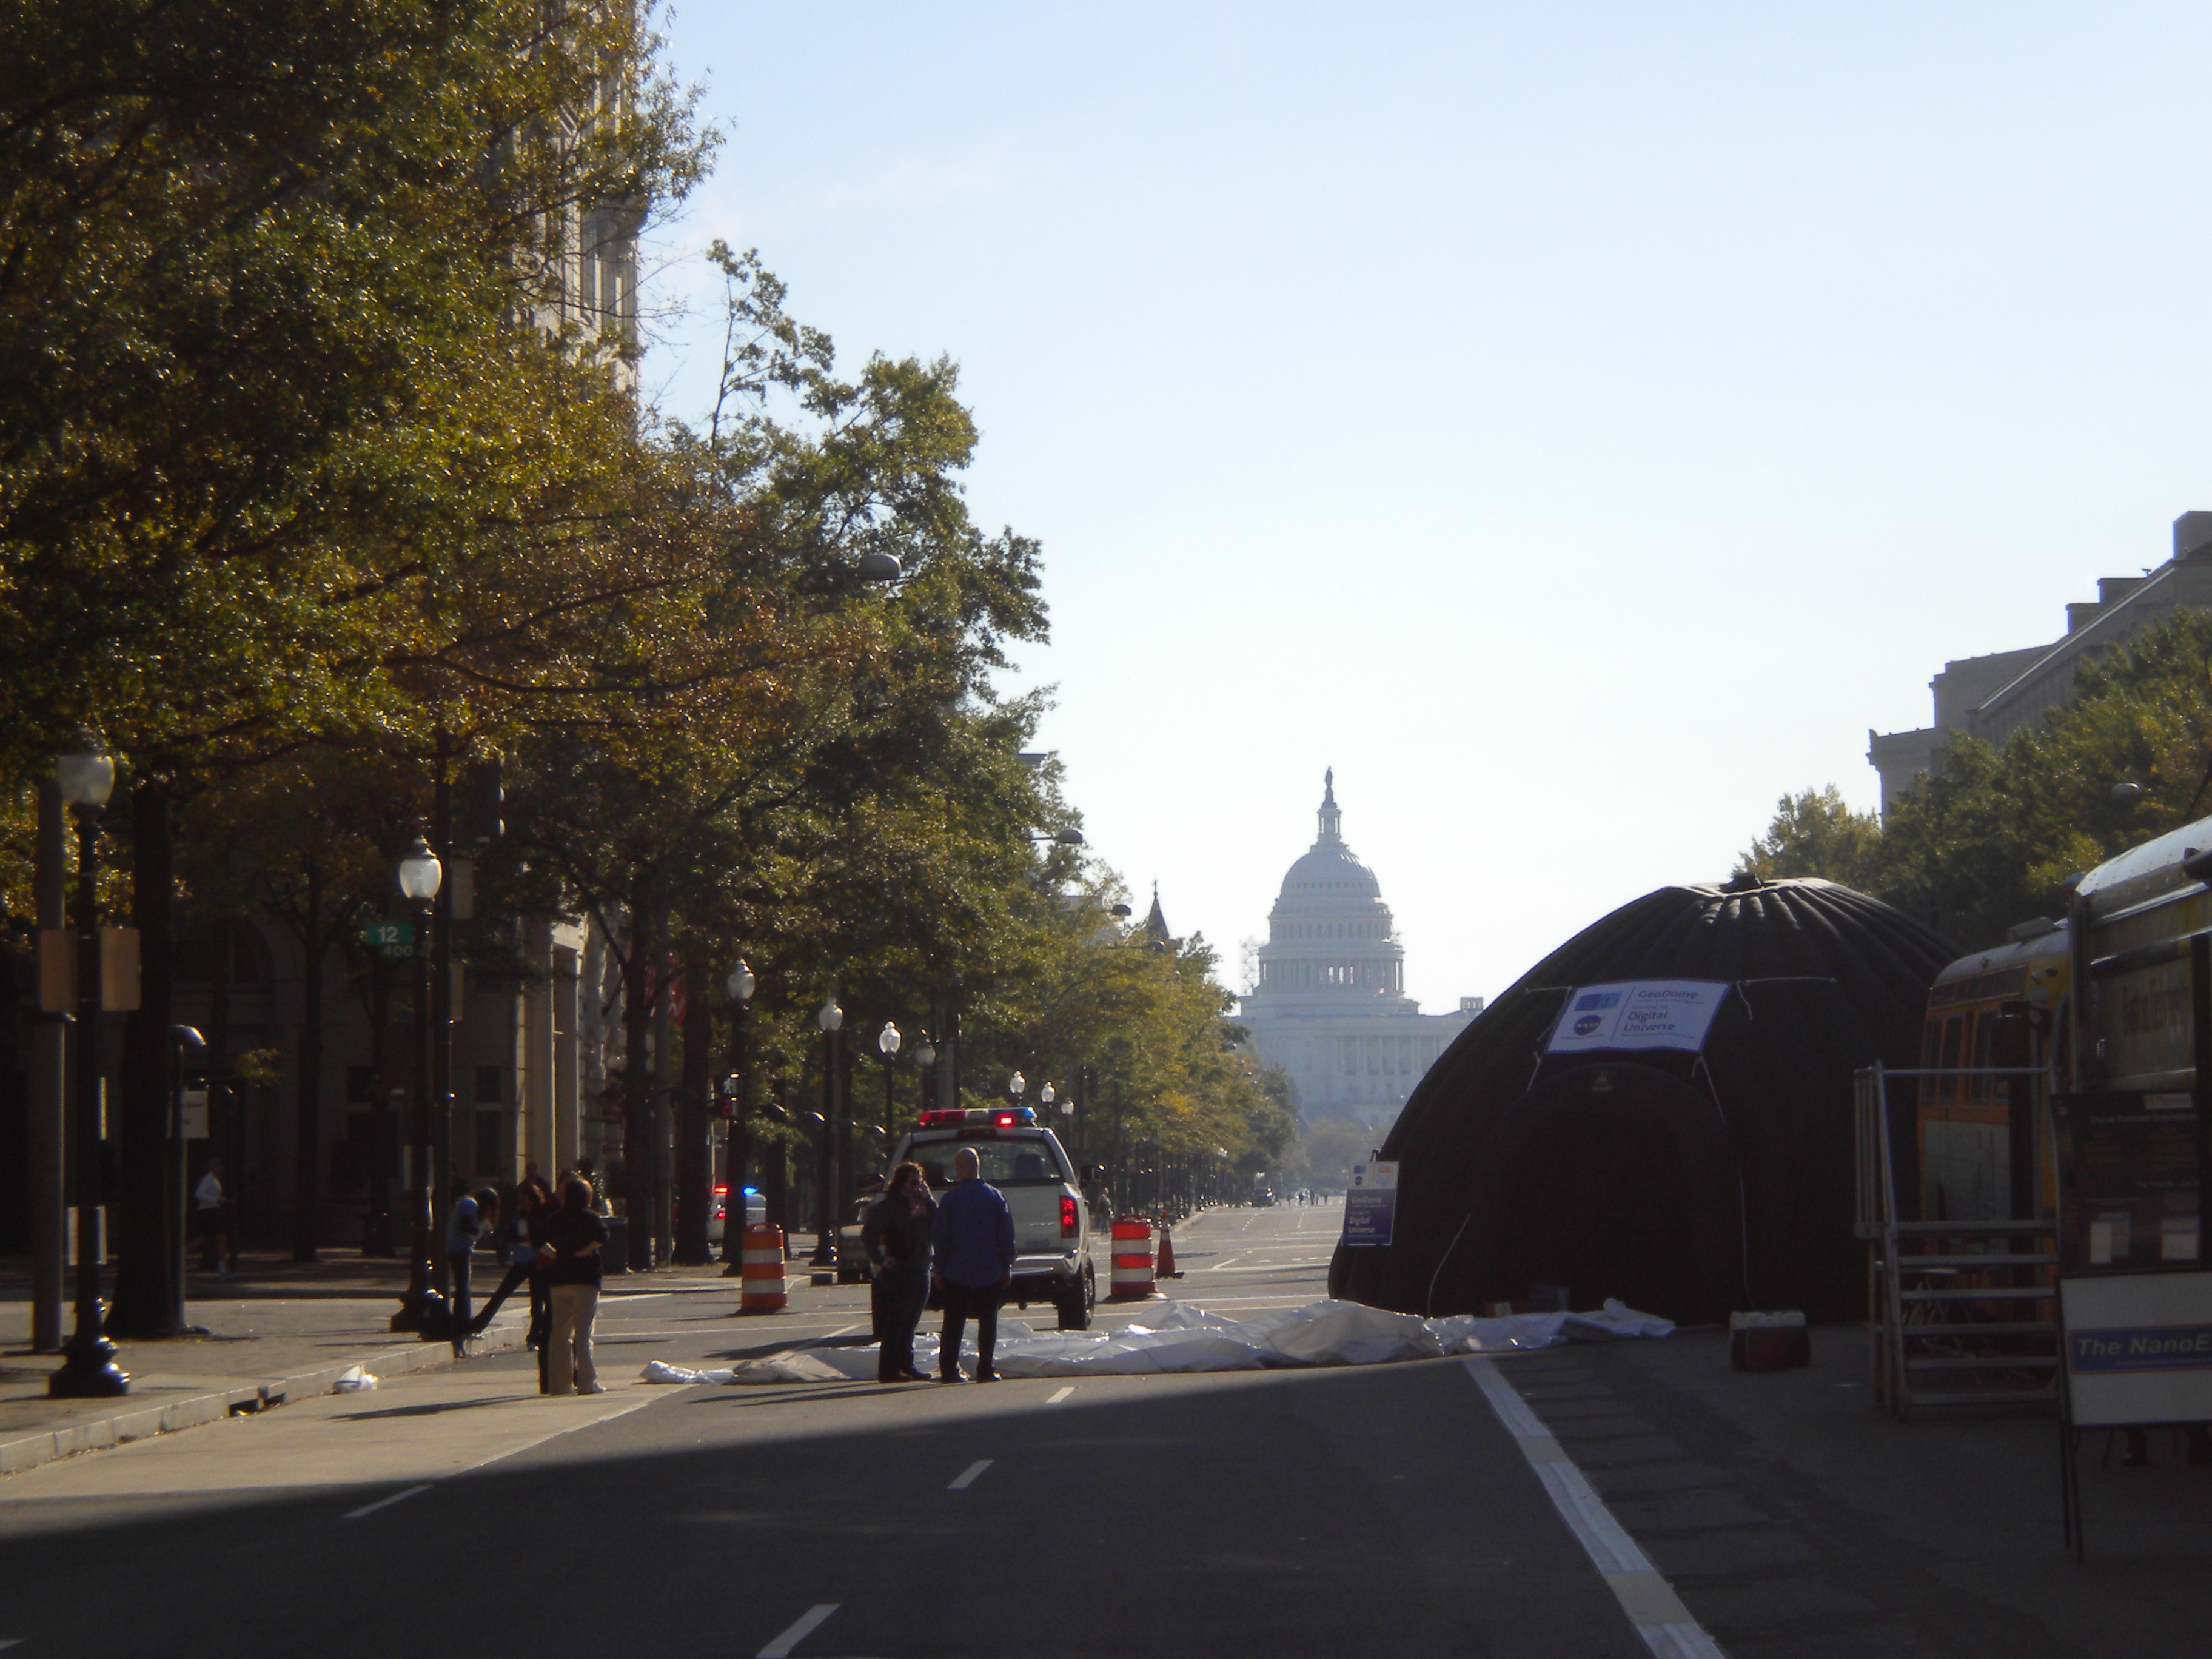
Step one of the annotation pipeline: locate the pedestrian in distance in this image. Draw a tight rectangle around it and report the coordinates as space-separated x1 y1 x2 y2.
443 1181 497 1357
471 1175 551 1339
863 1161 935 1382
193 1156 234 1276
540 1176 608 1395
931 1145 1014 1382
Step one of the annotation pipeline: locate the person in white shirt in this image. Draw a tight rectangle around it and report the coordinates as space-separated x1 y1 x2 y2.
194 1156 233 1276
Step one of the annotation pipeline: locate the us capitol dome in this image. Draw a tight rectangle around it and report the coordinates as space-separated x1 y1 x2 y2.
1236 771 1483 1129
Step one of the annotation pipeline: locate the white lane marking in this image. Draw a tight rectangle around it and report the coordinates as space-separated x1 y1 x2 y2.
1047 1386 1074 1404
341 1483 432 1520
0 1639 24 1651
756 1603 837 1658
1207 1255 1246 1270
816 1324 859 1342
459 1392 657 1476
947 1458 993 1490
1464 1359 1724 1659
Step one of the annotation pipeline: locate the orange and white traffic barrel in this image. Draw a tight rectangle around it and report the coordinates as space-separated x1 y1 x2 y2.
740 1222 788 1312
1110 1215 1156 1300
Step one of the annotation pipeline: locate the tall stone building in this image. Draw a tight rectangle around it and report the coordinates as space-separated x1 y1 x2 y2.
1869 510 2212 812
1235 773 1481 1132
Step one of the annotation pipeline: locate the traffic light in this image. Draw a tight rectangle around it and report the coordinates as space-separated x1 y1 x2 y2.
461 758 503 846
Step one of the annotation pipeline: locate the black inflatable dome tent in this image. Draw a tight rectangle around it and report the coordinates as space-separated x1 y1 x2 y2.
1327 878 1957 1326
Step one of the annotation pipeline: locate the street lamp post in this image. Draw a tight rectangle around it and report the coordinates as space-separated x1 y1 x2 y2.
1007 1071 1026 1108
876 1021 901 1168
811 993 842 1275
719 959 755 1271
389 833 441 1332
168 1025 206 1336
49 737 127 1398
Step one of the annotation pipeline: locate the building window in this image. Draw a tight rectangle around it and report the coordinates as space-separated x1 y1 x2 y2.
474 1111 501 1177
475 1064 504 1105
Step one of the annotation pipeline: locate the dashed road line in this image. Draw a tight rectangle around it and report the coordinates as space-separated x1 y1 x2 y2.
342 1483 432 1520
757 1604 837 1658
1464 1358 1723 1659
947 1458 993 1490
1046 1386 1074 1404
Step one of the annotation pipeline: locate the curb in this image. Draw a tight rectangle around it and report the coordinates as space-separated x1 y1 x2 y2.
0 1312 529 1479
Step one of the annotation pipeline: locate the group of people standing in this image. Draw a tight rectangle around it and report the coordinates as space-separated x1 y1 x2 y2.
447 1172 609 1395
862 1145 1017 1384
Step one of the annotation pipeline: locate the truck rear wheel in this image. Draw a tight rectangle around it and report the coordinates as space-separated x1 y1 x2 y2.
1056 1260 1096 1330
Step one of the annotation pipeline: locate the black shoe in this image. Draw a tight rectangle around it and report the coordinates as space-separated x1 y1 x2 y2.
976 1368 999 1382
939 1372 965 1384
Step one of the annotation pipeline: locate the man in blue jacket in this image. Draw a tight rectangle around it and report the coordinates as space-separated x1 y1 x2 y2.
931 1145 1016 1382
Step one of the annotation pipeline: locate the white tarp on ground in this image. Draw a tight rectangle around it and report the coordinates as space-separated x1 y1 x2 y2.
638 1298 1674 1386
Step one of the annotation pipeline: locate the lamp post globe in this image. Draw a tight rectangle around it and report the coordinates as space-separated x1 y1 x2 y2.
56 734 115 809
1007 1071 1026 1102
1039 1082 1056 1108
396 834 442 905
914 1040 936 1069
727 959 756 1002
877 1021 900 1058
818 994 843 1033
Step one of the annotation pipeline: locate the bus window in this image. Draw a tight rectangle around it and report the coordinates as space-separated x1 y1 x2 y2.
1938 1014 1965 1102
1922 1012 1943 1069
1968 1015 1994 1102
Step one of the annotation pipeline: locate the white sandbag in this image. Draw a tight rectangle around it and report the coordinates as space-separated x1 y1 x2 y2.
331 1364 377 1393
640 1351 848 1386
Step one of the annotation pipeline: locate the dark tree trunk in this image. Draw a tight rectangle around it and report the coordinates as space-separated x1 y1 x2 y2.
108 776 175 1338
291 857 324 1262
620 888 653 1269
672 945 712 1265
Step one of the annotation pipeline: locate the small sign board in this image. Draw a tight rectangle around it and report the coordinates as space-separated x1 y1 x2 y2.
178 1087 209 1140
1342 1161 1399 1247
2060 1271 2212 1426
1546 979 1729 1055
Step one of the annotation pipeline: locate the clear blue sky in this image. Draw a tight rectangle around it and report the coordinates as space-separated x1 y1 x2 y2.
643 4 2212 1009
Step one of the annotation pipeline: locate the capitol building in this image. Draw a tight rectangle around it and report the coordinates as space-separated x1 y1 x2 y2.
1236 773 1482 1131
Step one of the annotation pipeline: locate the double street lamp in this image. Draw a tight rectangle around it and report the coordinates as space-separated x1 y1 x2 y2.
876 1021 901 1168
390 833 442 1332
49 736 127 1399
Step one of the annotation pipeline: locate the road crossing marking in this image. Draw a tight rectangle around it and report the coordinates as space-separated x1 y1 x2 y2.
1463 1358 1724 1659
947 1458 993 1490
757 1604 837 1658
1047 1386 1074 1404
341 1483 432 1520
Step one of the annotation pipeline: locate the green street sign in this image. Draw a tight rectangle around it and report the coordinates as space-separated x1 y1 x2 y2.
361 922 415 954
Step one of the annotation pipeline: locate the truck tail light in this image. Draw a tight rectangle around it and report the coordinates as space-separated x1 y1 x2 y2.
1061 1195 1079 1236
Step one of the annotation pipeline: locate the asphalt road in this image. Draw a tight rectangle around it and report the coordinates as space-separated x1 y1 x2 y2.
0 1200 1658 1659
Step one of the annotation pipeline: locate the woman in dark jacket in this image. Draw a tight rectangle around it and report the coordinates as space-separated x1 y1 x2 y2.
862 1162 935 1382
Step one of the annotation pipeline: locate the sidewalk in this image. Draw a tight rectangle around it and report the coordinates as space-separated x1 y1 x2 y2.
0 1245 779 1479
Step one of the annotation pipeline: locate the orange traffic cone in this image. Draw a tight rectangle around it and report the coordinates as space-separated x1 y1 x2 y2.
1156 1224 1183 1279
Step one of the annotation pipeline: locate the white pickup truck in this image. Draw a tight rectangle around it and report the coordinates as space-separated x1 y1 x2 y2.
889 1106 1097 1330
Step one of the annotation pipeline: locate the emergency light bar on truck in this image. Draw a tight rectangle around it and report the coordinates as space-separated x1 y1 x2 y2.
916 1108 1037 1130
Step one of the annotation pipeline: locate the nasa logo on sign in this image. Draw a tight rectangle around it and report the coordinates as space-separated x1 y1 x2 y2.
1573 1013 1604 1036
